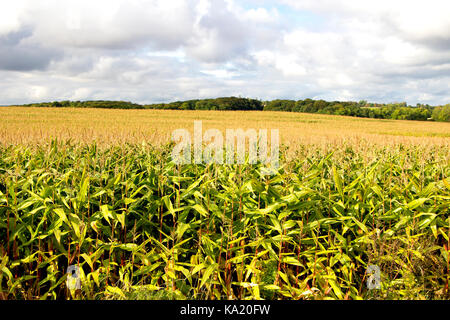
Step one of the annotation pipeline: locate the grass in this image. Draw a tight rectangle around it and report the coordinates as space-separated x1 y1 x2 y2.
0 107 449 300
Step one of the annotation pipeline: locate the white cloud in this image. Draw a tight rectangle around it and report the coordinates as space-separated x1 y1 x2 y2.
15 0 197 50
281 0 450 46
0 0 27 35
200 69 238 78
30 85 48 100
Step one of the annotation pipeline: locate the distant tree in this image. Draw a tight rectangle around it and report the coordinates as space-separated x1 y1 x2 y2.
432 105 450 122
180 101 194 110
358 100 368 107
264 99 295 111
313 100 327 112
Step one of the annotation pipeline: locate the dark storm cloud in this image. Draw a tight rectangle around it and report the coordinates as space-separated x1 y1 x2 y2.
0 27 62 71
417 37 450 52
373 64 450 81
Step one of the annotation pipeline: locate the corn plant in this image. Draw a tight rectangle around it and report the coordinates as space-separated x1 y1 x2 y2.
0 140 449 300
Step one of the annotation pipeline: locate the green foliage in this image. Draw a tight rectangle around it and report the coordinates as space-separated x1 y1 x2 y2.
432 105 450 122
263 100 296 112
25 100 144 109
293 100 434 121
144 97 263 111
0 141 448 300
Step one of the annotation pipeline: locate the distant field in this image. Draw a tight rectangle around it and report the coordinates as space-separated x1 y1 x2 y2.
0 107 449 151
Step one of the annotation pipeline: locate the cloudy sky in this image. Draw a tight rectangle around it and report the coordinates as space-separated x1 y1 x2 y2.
1 0 449 105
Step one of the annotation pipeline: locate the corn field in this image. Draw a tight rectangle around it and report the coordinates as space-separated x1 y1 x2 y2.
0 140 449 300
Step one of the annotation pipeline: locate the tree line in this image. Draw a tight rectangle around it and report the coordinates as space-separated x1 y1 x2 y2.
17 97 450 122
263 99 440 121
